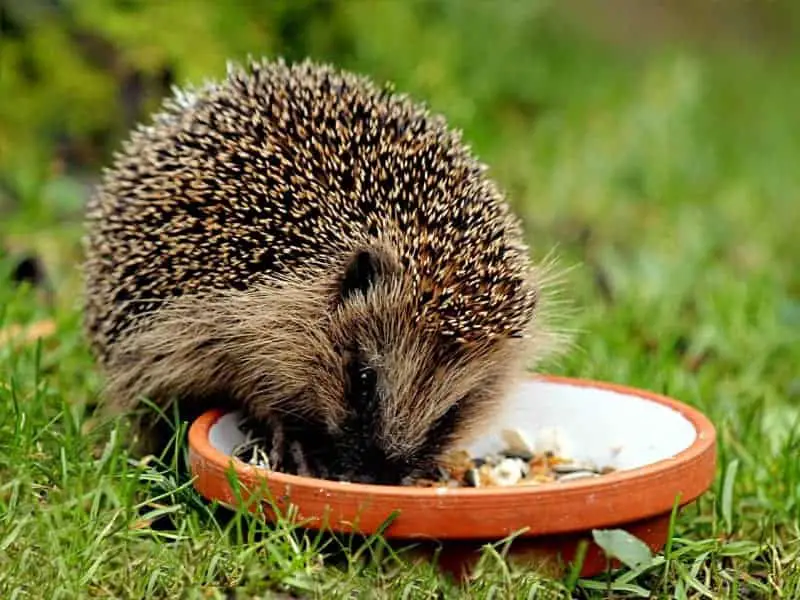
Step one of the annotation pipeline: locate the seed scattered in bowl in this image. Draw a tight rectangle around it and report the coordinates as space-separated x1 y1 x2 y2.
231 416 272 468
412 428 616 488
230 417 616 487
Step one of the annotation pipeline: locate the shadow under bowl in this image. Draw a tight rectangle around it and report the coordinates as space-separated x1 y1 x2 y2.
188 375 717 579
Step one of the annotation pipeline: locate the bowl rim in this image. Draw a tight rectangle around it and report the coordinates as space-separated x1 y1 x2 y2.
188 374 717 499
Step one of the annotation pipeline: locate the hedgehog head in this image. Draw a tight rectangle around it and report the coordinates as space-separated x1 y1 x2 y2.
248 239 544 485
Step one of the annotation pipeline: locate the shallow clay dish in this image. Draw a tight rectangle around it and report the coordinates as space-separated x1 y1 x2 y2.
188 375 717 578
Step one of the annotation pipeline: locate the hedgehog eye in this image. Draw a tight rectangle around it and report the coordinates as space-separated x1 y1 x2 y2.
344 351 379 415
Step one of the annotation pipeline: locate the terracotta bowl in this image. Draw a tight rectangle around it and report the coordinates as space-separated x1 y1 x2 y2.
188 375 717 578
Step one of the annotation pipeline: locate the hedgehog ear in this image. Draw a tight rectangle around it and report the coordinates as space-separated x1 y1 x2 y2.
340 247 394 301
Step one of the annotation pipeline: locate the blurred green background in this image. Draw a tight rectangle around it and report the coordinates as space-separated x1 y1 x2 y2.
2 2 800 595
1 0 799 316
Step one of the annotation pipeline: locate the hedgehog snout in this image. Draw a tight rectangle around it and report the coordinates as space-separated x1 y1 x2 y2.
299 433 421 486
266 410 417 485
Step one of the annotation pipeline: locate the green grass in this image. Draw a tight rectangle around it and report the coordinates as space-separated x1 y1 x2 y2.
2 2 800 598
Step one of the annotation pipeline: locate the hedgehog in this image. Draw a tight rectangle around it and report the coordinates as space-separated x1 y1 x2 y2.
82 58 564 486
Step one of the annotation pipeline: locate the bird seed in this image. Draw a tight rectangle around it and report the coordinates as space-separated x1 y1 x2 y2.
230 418 616 487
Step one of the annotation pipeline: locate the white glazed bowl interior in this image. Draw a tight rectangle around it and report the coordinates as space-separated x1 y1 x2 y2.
208 378 698 473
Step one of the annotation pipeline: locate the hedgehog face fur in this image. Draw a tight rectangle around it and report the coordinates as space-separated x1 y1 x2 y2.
83 58 563 485
267 242 536 485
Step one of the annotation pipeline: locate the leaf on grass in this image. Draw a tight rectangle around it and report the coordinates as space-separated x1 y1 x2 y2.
129 519 153 530
592 528 654 570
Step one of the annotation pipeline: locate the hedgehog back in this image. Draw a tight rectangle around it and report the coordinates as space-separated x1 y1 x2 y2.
83 59 535 364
